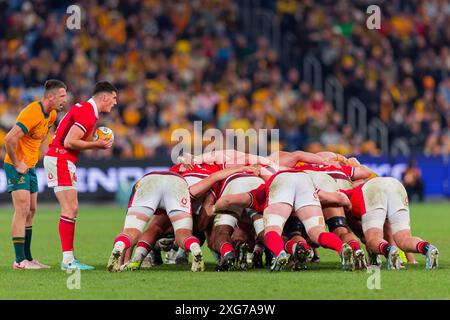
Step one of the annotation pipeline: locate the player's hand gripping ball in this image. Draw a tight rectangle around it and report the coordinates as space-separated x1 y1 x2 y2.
93 126 114 142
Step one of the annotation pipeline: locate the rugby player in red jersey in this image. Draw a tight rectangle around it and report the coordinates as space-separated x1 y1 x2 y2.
44 81 117 271
294 162 371 269
341 177 439 270
108 163 259 272
214 177 353 271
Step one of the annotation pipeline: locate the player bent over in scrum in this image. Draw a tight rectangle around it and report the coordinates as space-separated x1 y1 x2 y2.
107 171 204 272
341 177 439 270
214 174 354 271
262 171 355 271
210 172 265 271
111 165 259 272
299 166 368 270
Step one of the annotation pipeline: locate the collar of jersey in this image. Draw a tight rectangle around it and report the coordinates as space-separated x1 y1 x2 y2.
88 98 99 119
39 101 50 119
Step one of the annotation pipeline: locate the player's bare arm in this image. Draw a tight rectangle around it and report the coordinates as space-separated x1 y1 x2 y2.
189 165 260 198
213 192 252 214
270 150 334 168
317 189 352 211
4 125 27 174
352 166 373 180
64 125 112 150
179 150 272 167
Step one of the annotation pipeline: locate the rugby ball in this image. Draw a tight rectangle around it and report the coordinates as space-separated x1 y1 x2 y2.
93 126 114 142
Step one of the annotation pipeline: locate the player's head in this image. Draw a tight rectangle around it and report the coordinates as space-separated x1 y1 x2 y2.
93 81 118 112
44 79 67 111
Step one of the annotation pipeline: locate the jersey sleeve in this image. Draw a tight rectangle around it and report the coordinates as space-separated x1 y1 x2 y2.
169 164 182 173
248 183 267 212
340 164 355 178
209 181 222 200
72 104 95 134
16 106 40 134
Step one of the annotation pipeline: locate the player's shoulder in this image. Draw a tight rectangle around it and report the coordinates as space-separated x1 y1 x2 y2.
69 101 96 119
72 101 91 110
17 101 45 122
20 100 41 114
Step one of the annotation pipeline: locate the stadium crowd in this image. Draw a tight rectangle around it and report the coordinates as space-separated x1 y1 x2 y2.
0 0 450 162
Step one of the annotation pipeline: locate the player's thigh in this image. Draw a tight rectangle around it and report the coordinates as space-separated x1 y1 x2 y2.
386 179 411 234
267 173 296 207
361 208 386 234
362 178 388 212
11 189 31 213
129 176 163 211
55 188 79 214
293 173 321 211
4 163 31 193
162 175 191 214
305 171 338 192
44 156 77 189
225 176 265 194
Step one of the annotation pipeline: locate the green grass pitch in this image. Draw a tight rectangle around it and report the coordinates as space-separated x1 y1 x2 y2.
0 202 449 299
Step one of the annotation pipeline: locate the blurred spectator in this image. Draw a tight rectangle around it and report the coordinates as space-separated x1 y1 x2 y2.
0 0 449 162
402 159 425 202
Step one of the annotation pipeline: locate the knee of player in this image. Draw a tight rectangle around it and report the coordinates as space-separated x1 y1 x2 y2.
28 207 36 218
64 206 78 217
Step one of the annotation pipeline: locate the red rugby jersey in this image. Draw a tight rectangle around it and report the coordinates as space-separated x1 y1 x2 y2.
46 99 98 163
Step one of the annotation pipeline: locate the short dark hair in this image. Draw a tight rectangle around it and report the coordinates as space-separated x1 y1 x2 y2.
44 79 67 96
93 81 118 96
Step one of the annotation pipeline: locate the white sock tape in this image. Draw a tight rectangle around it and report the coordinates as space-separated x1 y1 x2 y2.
172 217 193 232
302 215 324 233
214 214 238 228
253 218 265 235
264 214 287 229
